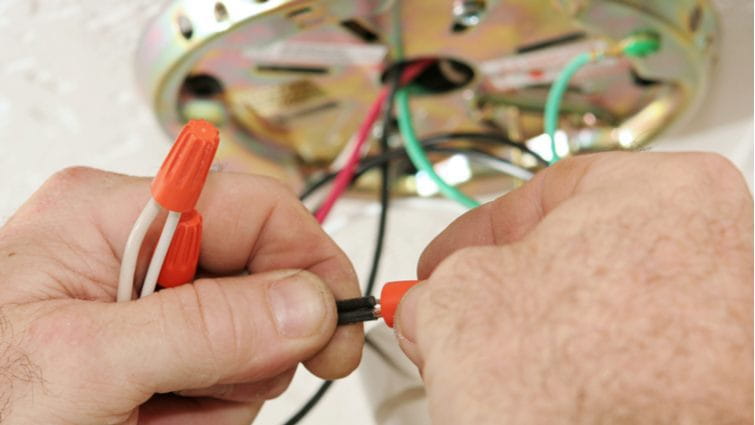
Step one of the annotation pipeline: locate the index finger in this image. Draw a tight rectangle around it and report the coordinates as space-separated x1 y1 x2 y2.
93 172 359 294
195 174 365 376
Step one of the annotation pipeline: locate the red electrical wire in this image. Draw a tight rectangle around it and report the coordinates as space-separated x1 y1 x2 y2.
314 89 388 223
314 60 432 223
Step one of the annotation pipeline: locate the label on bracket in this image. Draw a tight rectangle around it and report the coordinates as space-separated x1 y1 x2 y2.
245 40 388 67
480 39 610 90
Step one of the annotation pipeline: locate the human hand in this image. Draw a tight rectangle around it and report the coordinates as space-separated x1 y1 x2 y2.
0 167 362 424
396 152 753 424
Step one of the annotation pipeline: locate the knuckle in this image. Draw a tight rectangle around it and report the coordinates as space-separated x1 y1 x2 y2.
690 153 748 193
45 166 102 190
255 175 297 199
651 153 751 214
31 167 113 212
686 152 738 176
192 280 241 358
662 153 745 192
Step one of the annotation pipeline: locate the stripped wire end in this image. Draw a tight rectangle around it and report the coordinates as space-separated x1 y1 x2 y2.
337 296 379 325
603 31 662 58
336 280 419 327
620 31 661 58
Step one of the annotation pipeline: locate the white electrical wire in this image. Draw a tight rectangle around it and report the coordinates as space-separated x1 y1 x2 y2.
475 156 535 181
140 210 182 298
117 198 161 302
329 135 359 171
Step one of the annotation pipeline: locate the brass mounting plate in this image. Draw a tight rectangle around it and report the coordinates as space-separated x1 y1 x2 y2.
136 0 717 192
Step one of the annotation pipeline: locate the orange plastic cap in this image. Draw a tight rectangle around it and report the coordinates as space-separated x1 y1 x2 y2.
380 280 419 328
152 120 219 212
158 210 203 288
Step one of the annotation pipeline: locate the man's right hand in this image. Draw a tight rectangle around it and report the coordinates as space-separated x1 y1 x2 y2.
396 152 753 424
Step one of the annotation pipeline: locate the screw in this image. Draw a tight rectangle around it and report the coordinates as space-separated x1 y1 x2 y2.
453 0 487 27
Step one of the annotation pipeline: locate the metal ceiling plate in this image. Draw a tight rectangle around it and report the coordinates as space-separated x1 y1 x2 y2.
136 0 717 192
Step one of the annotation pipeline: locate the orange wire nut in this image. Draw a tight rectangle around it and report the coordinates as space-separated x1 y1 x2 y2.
379 280 419 328
335 280 420 327
151 120 220 212
157 209 203 288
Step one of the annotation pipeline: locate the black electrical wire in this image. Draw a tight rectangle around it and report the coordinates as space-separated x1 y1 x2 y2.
281 380 333 425
336 295 377 312
283 61 403 425
300 141 537 202
420 132 548 166
287 75 541 425
299 131 544 201
365 65 400 298
288 143 529 424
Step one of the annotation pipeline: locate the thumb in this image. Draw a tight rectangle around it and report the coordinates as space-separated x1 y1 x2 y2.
101 269 337 394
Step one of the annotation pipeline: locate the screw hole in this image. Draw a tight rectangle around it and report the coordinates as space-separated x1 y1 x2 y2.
214 2 229 22
176 14 193 40
688 4 702 33
451 22 471 33
182 74 224 98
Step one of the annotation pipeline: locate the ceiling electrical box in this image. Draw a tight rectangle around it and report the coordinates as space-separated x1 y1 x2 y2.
136 0 718 193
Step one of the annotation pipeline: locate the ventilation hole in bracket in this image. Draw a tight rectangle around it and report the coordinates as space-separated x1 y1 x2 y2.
214 2 229 22
688 4 702 33
177 14 193 40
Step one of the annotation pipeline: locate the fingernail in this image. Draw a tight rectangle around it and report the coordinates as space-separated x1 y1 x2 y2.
395 286 419 344
268 272 327 338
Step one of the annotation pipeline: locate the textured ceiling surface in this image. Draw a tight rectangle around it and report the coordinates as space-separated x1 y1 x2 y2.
0 1 752 424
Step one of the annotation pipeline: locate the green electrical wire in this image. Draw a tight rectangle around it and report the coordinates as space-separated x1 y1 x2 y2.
391 1 478 209
389 0 481 209
545 32 660 165
396 88 480 208
544 52 592 165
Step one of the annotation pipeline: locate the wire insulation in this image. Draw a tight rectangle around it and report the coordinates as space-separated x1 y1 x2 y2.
140 210 182 298
364 62 401 297
289 146 529 423
300 136 538 202
544 52 592 165
421 132 548 166
117 198 161 302
429 147 534 180
544 33 660 165
285 56 408 425
282 380 334 425
314 61 430 223
396 88 480 208
314 89 388 223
